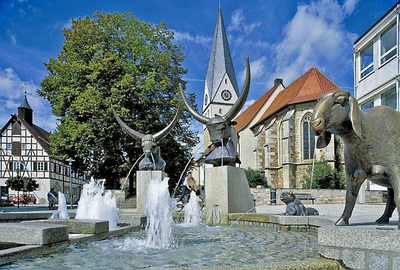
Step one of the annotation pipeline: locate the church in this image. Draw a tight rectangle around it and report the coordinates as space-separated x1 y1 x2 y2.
0 93 87 204
192 4 343 189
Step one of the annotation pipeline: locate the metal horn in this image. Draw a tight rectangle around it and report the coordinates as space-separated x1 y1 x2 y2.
224 55 251 122
112 108 145 141
179 83 210 125
153 105 181 142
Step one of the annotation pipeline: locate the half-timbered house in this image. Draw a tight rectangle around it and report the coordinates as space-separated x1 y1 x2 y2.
0 93 87 204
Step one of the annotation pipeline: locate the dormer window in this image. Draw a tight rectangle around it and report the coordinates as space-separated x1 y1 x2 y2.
380 23 397 65
360 43 374 78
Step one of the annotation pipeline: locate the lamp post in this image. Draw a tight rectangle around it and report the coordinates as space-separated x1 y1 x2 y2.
66 158 75 209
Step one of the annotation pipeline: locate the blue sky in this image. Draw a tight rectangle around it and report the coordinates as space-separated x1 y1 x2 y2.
0 0 396 140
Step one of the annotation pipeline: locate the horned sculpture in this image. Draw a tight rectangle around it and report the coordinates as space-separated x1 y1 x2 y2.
112 106 180 171
180 56 250 167
311 90 400 227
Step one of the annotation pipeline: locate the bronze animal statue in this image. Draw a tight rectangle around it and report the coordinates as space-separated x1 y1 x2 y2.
311 90 400 227
112 106 180 171
180 56 250 167
280 191 319 216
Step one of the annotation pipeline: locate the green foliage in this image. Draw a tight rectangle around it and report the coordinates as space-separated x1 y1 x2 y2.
301 161 345 189
245 168 268 188
38 12 198 188
6 176 39 192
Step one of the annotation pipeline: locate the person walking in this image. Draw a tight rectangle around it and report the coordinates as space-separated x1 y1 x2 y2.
178 172 198 204
47 188 58 210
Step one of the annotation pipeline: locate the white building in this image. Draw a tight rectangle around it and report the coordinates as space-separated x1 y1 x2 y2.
354 1 400 190
0 93 87 204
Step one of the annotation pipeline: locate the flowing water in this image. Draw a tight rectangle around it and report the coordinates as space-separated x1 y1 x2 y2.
75 178 121 230
49 192 69 220
6 225 318 269
182 191 201 226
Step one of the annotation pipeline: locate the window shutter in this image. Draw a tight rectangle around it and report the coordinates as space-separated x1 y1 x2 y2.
33 162 37 171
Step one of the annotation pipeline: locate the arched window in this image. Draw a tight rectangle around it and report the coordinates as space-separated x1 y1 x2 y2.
303 115 316 160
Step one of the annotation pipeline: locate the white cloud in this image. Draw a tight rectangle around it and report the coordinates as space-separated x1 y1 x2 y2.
228 9 261 36
343 0 360 15
0 68 58 131
172 30 212 47
270 0 358 85
6 30 17 45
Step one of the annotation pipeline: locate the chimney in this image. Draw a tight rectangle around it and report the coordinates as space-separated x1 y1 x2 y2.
274 78 283 86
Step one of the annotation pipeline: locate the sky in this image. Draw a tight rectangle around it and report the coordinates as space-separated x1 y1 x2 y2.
0 0 397 154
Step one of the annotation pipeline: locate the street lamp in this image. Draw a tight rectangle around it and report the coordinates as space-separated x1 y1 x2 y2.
66 158 75 209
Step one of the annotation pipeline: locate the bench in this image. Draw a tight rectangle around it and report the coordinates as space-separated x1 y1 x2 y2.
295 193 316 204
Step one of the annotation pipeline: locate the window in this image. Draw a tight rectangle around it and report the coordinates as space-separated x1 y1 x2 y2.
21 144 26 150
360 43 374 78
8 162 23 171
381 23 397 65
33 162 48 171
7 144 11 149
361 99 374 112
381 87 397 110
303 115 316 160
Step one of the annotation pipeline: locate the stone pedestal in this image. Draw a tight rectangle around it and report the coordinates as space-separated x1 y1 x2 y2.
205 166 256 225
137 171 167 215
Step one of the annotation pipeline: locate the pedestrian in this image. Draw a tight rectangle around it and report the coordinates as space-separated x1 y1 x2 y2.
178 172 198 204
47 188 58 210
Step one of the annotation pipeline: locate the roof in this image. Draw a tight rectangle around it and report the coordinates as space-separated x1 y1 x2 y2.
18 94 32 110
205 6 239 101
233 83 279 133
354 1 400 44
252 67 340 128
1 114 51 154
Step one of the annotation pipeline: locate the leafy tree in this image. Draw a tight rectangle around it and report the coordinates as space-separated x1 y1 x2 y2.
6 176 38 208
301 161 345 189
245 168 268 188
38 12 198 189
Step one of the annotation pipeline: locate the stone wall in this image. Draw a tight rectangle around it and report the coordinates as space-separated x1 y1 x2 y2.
251 188 386 205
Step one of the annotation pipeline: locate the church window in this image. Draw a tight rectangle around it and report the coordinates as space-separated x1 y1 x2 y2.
225 79 227 84
219 108 222 114
205 94 208 105
303 115 315 160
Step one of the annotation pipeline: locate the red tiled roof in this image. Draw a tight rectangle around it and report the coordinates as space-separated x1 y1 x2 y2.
234 84 279 133
15 114 51 154
252 67 340 128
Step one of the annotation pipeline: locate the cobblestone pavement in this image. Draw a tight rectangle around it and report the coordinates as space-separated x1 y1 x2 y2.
256 203 399 225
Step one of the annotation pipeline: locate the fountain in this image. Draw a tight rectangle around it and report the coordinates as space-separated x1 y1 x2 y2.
75 178 121 230
181 191 202 226
49 192 69 220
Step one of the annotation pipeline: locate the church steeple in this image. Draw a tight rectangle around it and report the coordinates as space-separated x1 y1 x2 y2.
203 3 239 118
18 90 33 126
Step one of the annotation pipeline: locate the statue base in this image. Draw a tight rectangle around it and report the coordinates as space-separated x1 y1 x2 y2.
205 166 256 225
136 170 167 215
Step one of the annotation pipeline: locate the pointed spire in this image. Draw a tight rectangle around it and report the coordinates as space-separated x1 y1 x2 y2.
18 86 32 110
18 85 33 125
205 2 239 102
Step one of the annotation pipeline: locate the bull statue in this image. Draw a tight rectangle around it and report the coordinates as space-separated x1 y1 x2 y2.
180 56 250 167
311 90 400 227
112 106 180 171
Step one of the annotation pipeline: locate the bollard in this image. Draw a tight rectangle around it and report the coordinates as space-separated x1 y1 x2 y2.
270 188 276 205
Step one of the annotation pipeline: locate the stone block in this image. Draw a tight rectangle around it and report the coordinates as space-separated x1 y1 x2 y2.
277 215 309 225
318 226 336 246
369 253 389 270
0 223 68 245
137 171 167 215
392 257 400 270
25 219 109 234
308 216 335 227
318 246 340 260
342 249 365 269
205 166 255 225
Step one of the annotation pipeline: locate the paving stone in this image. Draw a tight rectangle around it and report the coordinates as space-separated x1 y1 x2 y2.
369 253 389 270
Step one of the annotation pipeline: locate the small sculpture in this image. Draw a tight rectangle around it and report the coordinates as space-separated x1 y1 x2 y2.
112 106 180 171
280 191 319 216
311 90 400 227
180 56 250 167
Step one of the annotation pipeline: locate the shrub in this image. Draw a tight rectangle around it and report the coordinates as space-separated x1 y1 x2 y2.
301 161 345 189
245 168 268 188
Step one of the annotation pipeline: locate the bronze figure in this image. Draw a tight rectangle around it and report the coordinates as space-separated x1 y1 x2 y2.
112 106 180 171
311 90 400 227
180 56 250 166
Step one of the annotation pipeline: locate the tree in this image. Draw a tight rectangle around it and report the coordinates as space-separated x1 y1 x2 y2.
245 168 268 188
6 176 38 208
301 161 345 189
38 12 198 188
